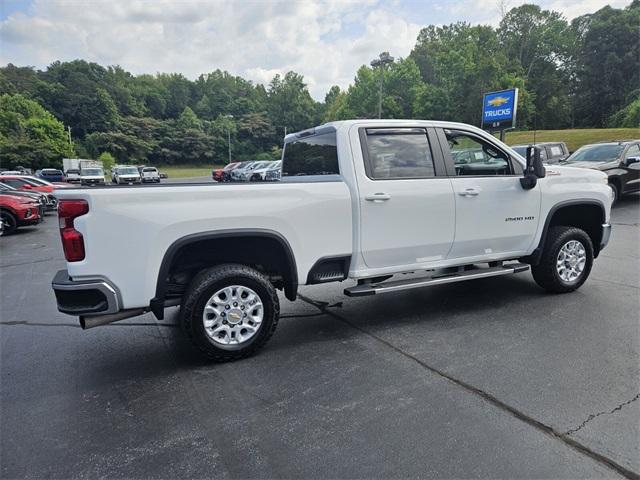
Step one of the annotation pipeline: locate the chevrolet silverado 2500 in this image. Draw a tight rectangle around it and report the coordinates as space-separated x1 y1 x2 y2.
52 120 613 361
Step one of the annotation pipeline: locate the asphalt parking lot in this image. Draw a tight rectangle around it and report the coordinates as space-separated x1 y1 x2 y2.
1 194 638 479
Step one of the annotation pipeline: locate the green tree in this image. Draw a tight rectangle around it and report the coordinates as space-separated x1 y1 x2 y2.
410 23 525 125
267 72 318 132
0 93 74 169
572 1 640 127
98 151 116 173
498 4 574 129
177 106 201 130
608 97 640 128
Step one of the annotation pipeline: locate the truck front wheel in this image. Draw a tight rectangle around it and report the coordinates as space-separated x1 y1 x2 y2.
180 264 280 361
531 226 594 293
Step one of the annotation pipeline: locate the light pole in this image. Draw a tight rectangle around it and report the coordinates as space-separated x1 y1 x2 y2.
224 115 234 164
370 52 394 119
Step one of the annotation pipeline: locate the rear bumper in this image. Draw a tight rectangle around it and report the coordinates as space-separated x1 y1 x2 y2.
600 223 612 250
51 269 120 316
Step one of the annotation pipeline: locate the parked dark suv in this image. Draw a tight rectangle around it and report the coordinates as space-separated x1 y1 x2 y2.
511 142 570 164
562 140 640 204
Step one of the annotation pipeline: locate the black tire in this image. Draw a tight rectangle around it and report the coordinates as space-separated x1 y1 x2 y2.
609 182 620 205
180 263 280 362
0 211 17 236
531 226 594 293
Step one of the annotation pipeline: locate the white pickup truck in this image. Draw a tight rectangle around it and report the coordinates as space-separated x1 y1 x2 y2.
52 120 612 361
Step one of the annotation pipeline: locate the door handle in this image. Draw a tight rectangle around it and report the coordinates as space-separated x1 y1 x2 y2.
365 193 391 202
458 188 480 197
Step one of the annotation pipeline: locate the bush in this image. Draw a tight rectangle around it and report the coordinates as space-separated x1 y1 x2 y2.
608 99 640 128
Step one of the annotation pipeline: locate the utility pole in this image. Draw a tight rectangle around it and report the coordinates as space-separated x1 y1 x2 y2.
370 52 394 119
67 126 72 148
224 114 234 164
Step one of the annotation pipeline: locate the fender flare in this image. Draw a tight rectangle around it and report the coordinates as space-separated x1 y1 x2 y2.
149 229 298 319
521 199 606 265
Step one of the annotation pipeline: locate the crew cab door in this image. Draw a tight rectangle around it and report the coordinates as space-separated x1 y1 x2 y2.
436 127 541 260
355 127 455 269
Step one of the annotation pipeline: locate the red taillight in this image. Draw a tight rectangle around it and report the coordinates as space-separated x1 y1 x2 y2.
58 200 89 262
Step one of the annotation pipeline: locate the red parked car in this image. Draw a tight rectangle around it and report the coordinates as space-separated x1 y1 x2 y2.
212 162 240 182
0 175 55 194
0 193 43 236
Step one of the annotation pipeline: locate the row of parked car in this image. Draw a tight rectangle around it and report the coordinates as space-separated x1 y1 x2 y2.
212 160 282 182
509 140 640 204
110 165 164 184
213 140 639 204
0 174 75 236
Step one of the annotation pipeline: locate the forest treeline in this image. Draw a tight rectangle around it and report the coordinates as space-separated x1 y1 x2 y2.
1 1 638 169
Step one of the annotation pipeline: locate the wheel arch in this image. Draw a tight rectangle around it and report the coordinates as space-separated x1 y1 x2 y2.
522 199 606 265
0 206 18 217
150 229 298 319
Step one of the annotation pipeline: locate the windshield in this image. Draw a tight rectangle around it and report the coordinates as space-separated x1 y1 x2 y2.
42 170 62 175
566 144 624 163
83 168 103 176
268 161 282 170
119 167 139 175
142 167 157 172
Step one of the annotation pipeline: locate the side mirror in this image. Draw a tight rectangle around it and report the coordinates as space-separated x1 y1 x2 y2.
22 184 32 190
624 156 640 167
520 146 546 190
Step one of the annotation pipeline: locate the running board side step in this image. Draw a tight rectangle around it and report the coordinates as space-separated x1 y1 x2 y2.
344 263 530 297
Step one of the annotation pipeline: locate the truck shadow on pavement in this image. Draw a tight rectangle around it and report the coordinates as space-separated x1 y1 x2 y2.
149 274 552 363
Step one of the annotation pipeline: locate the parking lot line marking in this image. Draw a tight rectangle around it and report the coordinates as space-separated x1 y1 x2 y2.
298 293 640 480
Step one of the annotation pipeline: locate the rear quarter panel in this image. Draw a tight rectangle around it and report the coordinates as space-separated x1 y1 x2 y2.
55 182 352 309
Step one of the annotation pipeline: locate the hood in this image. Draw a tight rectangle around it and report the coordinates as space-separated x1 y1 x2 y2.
17 190 44 199
547 164 608 182
562 160 617 170
1 194 38 204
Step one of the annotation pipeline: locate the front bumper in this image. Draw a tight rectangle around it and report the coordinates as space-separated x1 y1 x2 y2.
52 269 120 316
600 223 612 250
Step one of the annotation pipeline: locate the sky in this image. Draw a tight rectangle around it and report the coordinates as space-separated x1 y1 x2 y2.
0 0 630 100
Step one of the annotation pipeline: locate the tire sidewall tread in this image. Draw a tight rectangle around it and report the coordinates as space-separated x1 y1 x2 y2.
181 263 280 362
531 226 594 293
0 211 17 236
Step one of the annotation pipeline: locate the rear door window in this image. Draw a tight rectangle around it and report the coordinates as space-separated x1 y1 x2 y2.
362 128 436 179
282 133 339 177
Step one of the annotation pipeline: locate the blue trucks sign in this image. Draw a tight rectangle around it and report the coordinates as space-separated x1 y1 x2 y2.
482 88 518 130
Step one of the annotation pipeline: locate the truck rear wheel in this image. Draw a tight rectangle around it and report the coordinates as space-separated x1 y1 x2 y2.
180 264 280 361
531 226 593 293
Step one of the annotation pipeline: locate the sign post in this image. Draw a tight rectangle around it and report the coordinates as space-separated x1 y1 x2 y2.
481 88 518 142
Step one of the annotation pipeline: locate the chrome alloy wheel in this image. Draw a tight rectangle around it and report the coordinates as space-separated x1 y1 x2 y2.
556 240 586 282
202 285 264 346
